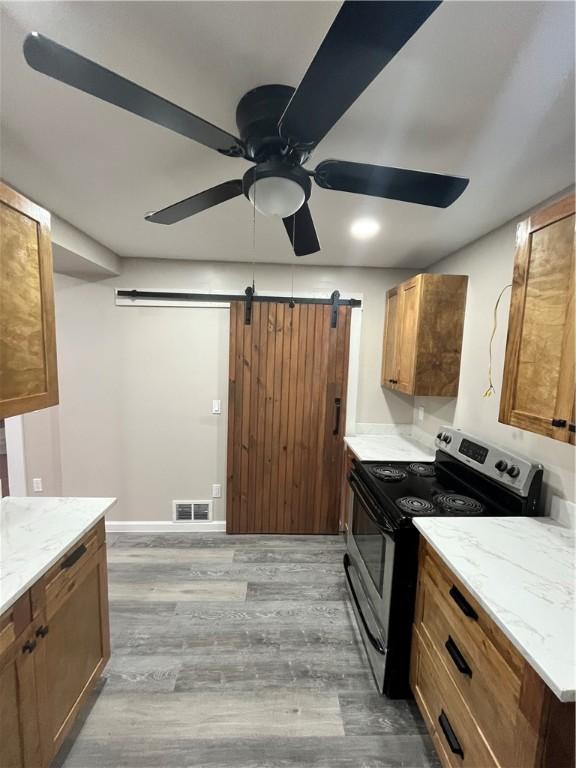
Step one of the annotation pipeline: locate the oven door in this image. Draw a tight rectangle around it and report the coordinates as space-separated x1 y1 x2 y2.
345 471 395 691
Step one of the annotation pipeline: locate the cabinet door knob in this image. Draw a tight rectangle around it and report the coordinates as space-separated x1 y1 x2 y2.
22 639 37 654
36 625 49 638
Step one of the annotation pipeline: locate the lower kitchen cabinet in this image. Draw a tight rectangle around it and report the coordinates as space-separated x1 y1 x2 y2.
0 520 110 768
410 539 575 768
0 604 44 768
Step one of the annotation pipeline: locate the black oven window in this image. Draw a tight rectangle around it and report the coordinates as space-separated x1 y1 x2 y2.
352 495 386 595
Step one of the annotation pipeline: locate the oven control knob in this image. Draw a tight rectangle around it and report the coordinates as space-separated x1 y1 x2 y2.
495 460 508 473
507 465 520 479
443 433 452 444
436 432 444 440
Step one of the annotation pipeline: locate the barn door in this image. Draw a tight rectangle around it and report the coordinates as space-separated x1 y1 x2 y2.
227 301 351 534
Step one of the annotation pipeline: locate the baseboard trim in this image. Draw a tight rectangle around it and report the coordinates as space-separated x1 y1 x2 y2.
105 520 226 533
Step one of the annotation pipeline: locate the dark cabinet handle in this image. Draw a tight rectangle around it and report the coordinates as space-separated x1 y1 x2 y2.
22 639 37 654
551 418 567 428
61 543 87 569
387 378 398 384
36 625 49 639
445 635 472 677
449 585 478 620
333 398 342 435
438 710 464 759
569 424 575 434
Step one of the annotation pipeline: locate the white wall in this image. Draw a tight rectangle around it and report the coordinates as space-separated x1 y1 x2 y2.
415 193 575 511
46 259 415 521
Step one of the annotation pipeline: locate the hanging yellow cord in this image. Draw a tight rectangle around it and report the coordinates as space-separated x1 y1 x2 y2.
482 283 513 398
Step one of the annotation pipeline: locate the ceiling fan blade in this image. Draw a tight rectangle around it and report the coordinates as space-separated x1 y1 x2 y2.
314 159 468 208
283 203 320 257
145 180 243 224
279 1 442 151
23 33 245 157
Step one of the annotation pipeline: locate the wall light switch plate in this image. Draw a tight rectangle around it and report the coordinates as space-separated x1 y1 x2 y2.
212 484 222 498
32 477 43 493
417 406 424 423
212 399 221 414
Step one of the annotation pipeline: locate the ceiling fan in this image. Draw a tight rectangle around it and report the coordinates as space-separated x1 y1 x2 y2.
23 1 469 257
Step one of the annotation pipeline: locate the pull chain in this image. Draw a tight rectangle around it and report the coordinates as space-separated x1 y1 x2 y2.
289 214 296 308
251 182 256 292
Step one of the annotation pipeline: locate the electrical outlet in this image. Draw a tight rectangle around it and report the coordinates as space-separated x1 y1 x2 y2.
212 484 222 498
417 406 424 423
32 477 43 493
212 399 221 414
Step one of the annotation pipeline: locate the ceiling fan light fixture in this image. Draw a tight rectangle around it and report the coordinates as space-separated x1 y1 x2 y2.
248 176 305 217
242 161 311 219
350 217 381 240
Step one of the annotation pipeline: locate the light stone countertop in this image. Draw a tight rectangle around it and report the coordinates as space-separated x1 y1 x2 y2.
344 433 435 463
0 496 116 615
414 516 575 702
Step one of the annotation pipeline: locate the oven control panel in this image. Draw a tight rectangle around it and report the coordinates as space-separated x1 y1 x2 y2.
435 426 542 497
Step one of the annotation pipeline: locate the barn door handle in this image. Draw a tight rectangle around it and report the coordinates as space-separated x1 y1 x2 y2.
333 398 342 435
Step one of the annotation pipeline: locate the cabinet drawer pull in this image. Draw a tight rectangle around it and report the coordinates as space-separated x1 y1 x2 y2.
551 418 567 428
569 424 575 434
445 635 472 677
22 639 37 654
61 543 87 569
36 625 49 639
449 585 478 620
438 710 464 759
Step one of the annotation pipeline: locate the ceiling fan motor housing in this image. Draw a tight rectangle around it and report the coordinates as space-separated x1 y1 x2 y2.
235 84 305 164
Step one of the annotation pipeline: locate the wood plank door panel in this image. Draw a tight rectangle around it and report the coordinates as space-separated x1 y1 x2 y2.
227 301 351 534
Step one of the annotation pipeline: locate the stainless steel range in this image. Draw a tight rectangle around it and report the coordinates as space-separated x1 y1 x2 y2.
344 426 543 698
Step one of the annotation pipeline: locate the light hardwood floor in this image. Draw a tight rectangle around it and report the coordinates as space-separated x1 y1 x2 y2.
54 533 439 768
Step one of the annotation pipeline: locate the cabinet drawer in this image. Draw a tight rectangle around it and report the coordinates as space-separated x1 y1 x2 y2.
412 627 498 768
422 548 523 679
420 570 521 766
44 525 103 617
0 593 32 655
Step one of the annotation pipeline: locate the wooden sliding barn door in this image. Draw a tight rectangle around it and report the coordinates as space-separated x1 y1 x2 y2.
227 301 351 534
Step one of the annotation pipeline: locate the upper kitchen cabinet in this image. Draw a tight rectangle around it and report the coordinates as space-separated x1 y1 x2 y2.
381 273 468 397
0 182 58 419
500 193 575 444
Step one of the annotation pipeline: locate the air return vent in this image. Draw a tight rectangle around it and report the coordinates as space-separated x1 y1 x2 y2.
173 500 212 522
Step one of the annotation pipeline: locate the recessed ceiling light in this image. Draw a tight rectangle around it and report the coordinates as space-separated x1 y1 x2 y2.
350 218 380 240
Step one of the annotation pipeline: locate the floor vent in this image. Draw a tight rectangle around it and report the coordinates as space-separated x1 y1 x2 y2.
173 500 213 522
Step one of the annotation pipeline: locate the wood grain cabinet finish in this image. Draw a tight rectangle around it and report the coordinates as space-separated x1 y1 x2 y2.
0 182 58 419
381 274 468 397
499 193 575 443
410 540 575 768
0 521 109 768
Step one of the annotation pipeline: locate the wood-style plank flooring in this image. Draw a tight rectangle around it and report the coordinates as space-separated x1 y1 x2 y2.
55 534 439 768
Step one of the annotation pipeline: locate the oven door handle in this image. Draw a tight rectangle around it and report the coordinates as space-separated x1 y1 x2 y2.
343 553 386 656
348 474 394 534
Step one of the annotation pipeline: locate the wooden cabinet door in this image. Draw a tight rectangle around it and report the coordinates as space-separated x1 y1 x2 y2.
396 276 422 394
0 182 58 419
40 545 110 760
500 194 575 442
0 626 44 768
381 287 399 388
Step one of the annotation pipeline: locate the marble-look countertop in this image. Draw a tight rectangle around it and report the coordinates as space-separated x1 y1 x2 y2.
344 433 435 463
414 517 575 702
0 497 116 615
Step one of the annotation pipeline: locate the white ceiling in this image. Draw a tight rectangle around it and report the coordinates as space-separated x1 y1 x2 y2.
1 1 574 268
